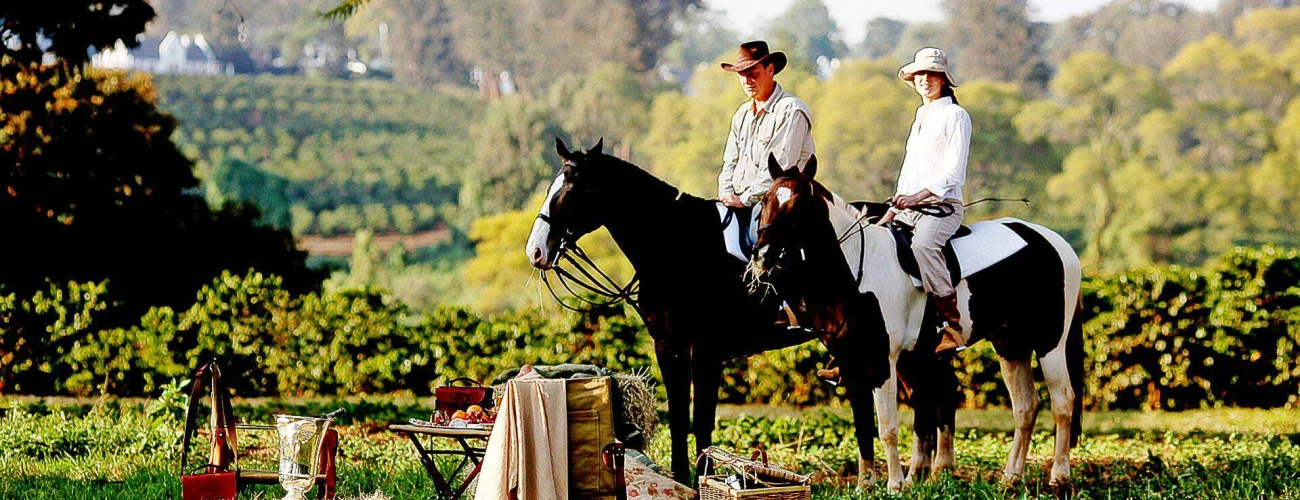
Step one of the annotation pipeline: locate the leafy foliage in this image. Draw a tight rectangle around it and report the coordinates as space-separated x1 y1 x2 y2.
0 59 320 320
5 245 1300 413
154 75 481 235
0 1 156 68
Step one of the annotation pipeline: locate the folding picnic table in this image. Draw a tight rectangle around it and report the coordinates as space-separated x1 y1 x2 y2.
388 424 492 500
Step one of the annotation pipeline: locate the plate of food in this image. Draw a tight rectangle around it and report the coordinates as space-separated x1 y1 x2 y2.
420 405 497 429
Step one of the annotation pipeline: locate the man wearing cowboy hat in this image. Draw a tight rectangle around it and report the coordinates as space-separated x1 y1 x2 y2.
718 40 815 211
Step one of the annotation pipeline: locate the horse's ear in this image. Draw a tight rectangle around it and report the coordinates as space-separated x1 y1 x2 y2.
802 155 818 181
767 153 787 180
589 137 604 156
556 137 572 161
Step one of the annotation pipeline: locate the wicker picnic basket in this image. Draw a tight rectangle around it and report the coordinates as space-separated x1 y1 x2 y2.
696 447 811 500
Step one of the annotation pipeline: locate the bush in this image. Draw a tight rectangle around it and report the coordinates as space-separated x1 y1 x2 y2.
4 246 1300 411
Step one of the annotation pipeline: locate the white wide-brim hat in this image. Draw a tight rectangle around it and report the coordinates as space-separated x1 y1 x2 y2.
898 47 960 87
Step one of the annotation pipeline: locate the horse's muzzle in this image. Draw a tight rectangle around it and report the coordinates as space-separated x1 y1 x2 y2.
527 244 555 270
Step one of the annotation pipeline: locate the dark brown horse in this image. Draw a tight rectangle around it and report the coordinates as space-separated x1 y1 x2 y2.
748 156 1085 489
524 138 832 482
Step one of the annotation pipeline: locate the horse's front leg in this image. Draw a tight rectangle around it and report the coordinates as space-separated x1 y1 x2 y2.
873 357 904 491
898 362 935 484
691 349 723 465
655 339 693 483
830 337 879 490
932 351 960 478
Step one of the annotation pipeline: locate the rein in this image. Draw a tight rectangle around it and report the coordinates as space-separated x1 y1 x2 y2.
536 214 642 315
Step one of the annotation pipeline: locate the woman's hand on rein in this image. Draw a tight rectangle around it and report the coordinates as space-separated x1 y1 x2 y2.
891 190 934 210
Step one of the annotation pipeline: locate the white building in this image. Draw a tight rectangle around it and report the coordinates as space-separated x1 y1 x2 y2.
92 31 226 75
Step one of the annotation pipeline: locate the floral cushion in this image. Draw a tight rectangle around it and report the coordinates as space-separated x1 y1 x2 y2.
624 459 695 500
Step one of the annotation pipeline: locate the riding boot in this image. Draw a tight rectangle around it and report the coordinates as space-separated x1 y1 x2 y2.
934 293 967 354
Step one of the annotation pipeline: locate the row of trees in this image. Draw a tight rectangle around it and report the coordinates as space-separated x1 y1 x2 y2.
635 7 1300 271
6 245 1298 411
317 5 1300 307
157 75 476 234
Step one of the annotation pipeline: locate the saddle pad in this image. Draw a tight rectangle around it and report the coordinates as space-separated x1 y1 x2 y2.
717 202 759 262
908 217 1029 287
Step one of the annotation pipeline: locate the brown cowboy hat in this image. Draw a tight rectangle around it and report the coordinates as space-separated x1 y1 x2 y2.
720 40 787 74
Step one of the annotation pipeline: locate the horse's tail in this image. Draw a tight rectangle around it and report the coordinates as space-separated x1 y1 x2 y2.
1066 297 1085 447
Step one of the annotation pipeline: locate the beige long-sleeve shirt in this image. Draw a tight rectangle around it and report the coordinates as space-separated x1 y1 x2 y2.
895 96 971 202
718 83 815 207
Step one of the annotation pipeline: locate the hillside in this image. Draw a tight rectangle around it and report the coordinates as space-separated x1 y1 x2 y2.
154 75 484 237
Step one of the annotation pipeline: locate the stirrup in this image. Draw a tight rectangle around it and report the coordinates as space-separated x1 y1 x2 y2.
936 325 967 354
816 367 841 386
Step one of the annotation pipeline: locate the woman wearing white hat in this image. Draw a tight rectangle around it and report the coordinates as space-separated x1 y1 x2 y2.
878 47 972 354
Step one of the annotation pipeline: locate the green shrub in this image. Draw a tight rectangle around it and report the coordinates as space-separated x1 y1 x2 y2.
4 246 1300 411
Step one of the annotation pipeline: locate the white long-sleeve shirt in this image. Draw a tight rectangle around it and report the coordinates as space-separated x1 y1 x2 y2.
719 83 815 207
895 96 971 202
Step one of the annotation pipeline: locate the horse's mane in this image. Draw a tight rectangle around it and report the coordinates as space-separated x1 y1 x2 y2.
807 179 860 221
591 151 704 204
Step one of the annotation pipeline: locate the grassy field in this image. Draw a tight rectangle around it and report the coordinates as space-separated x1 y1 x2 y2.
2 397 1299 499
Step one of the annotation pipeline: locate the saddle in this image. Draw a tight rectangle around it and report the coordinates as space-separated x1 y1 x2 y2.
847 201 967 284
888 220 970 286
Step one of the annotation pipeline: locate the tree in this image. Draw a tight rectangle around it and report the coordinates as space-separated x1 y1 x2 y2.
624 0 704 72
1 6 322 321
761 0 848 69
857 18 905 59
459 96 566 215
659 5 739 77
891 22 945 63
207 157 293 230
354 0 468 85
1232 5 1300 51
447 0 640 97
0 1 155 67
1048 0 1212 70
1015 52 1169 268
547 63 652 158
804 59 914 200
957 81 1060 220
1250 96 1300 247
942 0 1048 88
1162 34 1294 117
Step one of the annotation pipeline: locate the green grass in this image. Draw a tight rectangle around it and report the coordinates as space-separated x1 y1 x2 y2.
2 398 1299 499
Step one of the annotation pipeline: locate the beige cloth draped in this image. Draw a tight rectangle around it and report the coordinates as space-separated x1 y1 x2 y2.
474 379 569 500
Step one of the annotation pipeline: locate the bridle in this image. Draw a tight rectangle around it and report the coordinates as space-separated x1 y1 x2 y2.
534 170 642 315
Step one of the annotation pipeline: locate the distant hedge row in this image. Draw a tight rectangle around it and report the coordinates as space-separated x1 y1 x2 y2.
2 246 1298 410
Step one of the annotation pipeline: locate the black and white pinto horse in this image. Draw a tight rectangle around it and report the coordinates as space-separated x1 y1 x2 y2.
748 158 1085 488
524 138 837 483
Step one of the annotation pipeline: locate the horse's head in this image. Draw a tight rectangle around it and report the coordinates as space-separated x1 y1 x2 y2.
525 137 607 269
748 153 829 286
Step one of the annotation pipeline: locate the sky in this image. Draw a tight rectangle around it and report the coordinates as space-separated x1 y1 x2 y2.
705 0 1224 45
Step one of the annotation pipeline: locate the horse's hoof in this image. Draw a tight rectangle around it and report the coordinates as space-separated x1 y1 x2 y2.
999 472 1022 488
930 464 955 480
855 461 876 490
1049 472 1073 488
1049 477 1074 499
887 478 905 493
